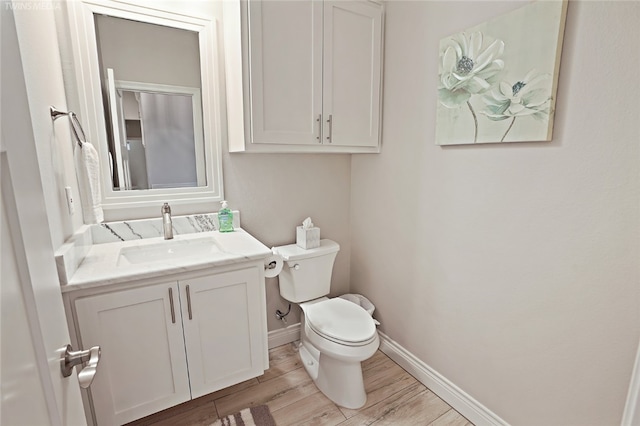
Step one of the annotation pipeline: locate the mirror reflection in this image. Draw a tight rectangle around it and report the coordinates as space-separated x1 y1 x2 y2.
94 14 206 191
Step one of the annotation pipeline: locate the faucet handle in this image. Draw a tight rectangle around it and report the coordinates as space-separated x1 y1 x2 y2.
162 202 171 214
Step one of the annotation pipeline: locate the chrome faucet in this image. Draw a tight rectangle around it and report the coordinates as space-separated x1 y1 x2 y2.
161 203 173 240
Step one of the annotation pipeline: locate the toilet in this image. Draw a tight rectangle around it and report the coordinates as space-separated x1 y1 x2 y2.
273 239 379 409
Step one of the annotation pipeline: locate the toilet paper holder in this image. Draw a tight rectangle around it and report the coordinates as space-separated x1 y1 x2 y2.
265 261 298 271
265 261 278 270
264 254 285 278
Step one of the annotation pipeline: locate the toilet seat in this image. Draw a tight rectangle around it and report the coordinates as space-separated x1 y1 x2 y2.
303 298 377 346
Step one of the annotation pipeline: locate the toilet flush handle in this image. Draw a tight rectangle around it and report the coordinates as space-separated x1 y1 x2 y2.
290 263 300 271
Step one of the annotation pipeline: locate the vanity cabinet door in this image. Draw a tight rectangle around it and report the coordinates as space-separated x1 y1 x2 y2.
180 267 266 398
322 1 383 148
75 282 190 425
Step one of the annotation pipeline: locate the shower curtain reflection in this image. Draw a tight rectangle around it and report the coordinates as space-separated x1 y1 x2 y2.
139 92 197 189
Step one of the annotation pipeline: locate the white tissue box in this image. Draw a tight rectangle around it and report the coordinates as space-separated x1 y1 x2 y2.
296 226 320 249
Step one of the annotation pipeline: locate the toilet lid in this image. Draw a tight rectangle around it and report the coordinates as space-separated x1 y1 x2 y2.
304 298 376 344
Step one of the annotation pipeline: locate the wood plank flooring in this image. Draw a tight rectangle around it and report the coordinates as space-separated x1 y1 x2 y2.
126 343 472 426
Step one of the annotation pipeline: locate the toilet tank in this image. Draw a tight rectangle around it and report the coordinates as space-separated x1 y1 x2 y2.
273 240 340 303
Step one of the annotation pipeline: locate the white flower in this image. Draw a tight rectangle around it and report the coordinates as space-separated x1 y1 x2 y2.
481 70 552 120
439 32 505 108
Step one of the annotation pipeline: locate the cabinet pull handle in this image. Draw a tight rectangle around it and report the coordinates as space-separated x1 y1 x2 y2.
316 114 322 143
168 288 176 324
326 114 333 143
186 284 193 320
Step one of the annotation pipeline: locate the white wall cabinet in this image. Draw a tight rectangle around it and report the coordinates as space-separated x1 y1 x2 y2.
232 0 384 153
70 265 267 425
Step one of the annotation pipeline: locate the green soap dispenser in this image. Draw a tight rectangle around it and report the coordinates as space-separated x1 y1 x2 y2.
218 200 234 232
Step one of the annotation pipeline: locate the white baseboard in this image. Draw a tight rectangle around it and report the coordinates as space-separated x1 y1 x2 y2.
267 323 301 349
378 331 508 426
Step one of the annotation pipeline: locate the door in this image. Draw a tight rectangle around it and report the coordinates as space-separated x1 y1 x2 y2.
107 68 131 190
248 0 323 145
1 4 87 424
323 1 383 147
1 188 50 425
74 282 191 425
1 152 88 425
180 268 266 398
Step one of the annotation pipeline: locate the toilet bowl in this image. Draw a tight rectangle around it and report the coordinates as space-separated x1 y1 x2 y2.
272 240 379 409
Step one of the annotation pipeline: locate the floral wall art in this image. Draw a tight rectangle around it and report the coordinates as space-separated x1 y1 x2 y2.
436 0 568 145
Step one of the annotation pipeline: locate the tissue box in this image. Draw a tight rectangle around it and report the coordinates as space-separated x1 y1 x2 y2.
296 226 320 249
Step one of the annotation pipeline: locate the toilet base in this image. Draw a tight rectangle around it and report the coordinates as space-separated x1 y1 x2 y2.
299 340 368 409
318 351 368 409
299 341 319 380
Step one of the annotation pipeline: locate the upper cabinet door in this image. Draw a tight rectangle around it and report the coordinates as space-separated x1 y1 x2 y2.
248 0 323 145
323 1 383 148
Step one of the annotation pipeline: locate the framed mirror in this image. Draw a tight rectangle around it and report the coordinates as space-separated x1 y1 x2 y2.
66 0 224 215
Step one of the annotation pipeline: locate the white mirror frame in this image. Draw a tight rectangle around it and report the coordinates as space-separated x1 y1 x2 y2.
66 0 224 213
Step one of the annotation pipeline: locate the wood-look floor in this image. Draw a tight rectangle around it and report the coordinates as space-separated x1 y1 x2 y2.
126 343 473 426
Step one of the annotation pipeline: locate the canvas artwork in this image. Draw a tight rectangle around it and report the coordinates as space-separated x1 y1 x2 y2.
435 1 568 145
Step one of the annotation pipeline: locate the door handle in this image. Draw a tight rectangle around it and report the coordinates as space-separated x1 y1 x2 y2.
61 344 101 389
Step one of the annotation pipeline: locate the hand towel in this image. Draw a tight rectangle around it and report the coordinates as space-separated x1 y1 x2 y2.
74 142 104 224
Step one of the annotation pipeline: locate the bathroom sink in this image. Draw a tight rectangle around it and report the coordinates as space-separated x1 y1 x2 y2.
117 236 225 266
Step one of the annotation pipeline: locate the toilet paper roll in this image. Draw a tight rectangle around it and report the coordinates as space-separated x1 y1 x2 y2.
264 255 284 278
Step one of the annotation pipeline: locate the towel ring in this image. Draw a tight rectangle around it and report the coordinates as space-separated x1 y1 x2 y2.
50 106 86 148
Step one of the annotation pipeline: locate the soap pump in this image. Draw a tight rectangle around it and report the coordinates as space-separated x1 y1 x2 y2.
218 201 234 233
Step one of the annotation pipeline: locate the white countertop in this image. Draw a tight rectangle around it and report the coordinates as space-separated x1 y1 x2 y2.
61 229 272 292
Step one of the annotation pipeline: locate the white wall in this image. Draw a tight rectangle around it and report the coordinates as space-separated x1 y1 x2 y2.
350 1 640 425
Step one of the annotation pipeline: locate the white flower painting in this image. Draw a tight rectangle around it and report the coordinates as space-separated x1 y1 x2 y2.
435 1 568 145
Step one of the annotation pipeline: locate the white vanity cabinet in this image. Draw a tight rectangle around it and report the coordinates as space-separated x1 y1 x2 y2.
233 0 384 153
69 264 267 425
